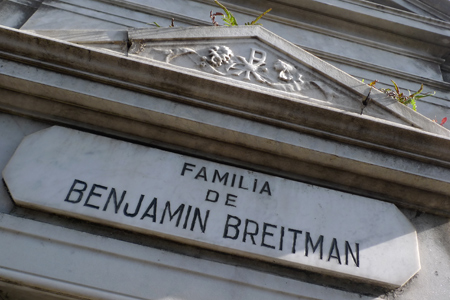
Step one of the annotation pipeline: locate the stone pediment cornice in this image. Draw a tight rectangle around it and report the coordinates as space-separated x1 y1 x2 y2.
1 25 450 216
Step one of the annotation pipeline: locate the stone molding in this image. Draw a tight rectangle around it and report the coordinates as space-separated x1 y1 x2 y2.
0 213 380 300
274 0 450 30
11 0 450 84
196 0 448 62
0 25 450 216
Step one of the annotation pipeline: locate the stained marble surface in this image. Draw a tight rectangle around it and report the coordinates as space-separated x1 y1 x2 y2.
2 126 420 288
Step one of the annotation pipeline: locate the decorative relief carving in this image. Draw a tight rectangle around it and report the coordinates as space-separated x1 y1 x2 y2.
135 44 336 101
202 45 233 67
227 48 269 83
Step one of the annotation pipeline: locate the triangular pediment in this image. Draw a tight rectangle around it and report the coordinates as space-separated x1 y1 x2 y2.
25 26 450 137
128 28 352 109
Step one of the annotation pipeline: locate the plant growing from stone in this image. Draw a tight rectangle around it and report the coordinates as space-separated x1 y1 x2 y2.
365 79 434 112
152 18 175 28
151 1 271 28
211 0 272 26
382 80 435 111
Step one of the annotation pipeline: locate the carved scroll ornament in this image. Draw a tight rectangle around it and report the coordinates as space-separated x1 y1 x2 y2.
134 44 335 101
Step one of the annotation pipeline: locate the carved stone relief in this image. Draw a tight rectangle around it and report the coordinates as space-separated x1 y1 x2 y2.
130 43 338 102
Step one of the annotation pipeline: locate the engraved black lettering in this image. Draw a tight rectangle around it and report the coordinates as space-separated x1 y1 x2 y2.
345 241 359 267
205 190 219 203
261 223 277 249
279 226 285 251
64 179 87 203
288 228 303 253
223 214 241 239
190 208 209 233
252 179 258 192
243 219 259 245
181 162 195 176
123 195 145 217
225 194 237 207
103 188 126 213
259 181 272 196
160 201 185 227
212 170 229 185
305 232 323 259
183 205 192 229
328 238 342 264
195 167 208 181
84 184 107 209
140 197 158 221
238 176 248 190
231 174 236 187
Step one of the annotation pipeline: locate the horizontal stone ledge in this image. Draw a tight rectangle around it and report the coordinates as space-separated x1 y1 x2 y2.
1 87 450 217
0 25 449 216
272 0 450 43
0 25 447 139
0 45 449 164
0 213 379 299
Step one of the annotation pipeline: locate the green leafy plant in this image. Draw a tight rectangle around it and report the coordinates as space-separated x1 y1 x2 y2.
151 18 175 27
152 1 271 28
382 80 435 111
213 0 238 26
211 0 272 27
363 79 435 112
362 79 447 126
245 8 272 25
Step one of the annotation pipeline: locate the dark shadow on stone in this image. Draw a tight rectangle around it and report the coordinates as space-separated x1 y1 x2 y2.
0 0 43 29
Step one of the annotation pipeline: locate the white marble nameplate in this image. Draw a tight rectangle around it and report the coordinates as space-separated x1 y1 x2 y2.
3 126 420 288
